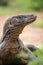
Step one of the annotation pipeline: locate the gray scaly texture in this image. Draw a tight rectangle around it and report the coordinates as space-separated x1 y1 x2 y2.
0 14 37 65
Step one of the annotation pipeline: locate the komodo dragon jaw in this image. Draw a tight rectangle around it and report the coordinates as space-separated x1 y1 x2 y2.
2 14 37 42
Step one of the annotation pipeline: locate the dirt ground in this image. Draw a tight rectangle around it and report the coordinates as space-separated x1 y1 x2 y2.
0 12 43 45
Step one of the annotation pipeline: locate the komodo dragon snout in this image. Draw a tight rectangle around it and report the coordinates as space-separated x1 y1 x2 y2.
2 14 37 42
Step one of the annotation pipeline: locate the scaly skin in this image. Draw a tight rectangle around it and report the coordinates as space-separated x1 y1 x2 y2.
0 14 37 65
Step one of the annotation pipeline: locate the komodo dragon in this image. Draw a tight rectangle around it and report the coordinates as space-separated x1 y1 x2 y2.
0 14 37 65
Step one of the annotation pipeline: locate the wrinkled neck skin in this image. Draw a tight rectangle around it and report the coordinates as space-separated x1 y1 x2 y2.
1 22 36 62
1 24 26 54
2 23 26 43
1 32 24 56
3 35 19 43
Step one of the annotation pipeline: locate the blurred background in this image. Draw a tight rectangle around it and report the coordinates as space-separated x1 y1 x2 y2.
0 0 43 45
0 0 43 15
0 0 43 14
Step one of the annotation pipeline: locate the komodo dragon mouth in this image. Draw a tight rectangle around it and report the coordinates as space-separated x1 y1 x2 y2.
2 14 37 42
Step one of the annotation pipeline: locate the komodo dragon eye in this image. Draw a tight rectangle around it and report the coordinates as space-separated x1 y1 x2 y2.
22 17 28 22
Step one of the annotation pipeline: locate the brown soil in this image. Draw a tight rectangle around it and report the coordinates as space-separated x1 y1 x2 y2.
0 12 43 45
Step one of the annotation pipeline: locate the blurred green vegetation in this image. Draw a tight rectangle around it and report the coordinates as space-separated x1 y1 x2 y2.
32 19 43 28
28 45 43 65
0 0 43 15
0 0 43 27
0 0 9 6
29 0 43 12
28 57 43 65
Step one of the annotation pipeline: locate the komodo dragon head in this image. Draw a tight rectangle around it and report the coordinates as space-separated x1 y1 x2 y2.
2 15 37 42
